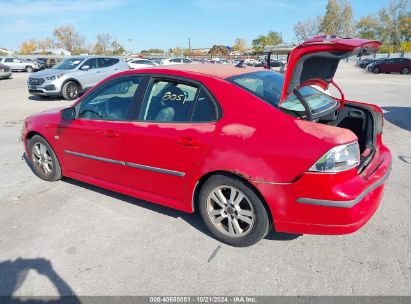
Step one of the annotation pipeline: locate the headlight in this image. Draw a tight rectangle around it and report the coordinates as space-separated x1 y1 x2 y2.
308 142 360 173
45 73 64 80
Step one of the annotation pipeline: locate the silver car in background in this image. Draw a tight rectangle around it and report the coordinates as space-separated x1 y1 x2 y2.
0 57 39 72
27 56 130 100
0 63 12 79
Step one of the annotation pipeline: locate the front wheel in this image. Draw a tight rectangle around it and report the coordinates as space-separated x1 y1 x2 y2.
28 135 62 182
401 67 410 75
372 66 381 74
26 66 34 73
198 174 271 247
62 81 80 100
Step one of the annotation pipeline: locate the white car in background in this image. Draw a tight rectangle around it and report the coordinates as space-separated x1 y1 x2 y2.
161 58 196 65
128 58 158 69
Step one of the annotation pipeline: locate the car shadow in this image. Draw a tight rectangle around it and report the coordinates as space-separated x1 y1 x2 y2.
382 106 411 132
28 96 64 102
0 258 80 303
22 153 300 243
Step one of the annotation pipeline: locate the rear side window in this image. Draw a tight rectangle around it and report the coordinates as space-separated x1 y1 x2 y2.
139 79 197 122
5 58 13 63
98 58 113 68
192 89 217 121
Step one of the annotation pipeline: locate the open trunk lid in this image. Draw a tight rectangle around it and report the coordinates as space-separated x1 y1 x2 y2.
279 36 381 104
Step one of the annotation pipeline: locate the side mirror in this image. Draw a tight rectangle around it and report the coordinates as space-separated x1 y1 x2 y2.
61 107 76 120
81 65 89 71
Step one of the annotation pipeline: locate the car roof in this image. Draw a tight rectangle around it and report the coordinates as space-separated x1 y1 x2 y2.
142 64 264 79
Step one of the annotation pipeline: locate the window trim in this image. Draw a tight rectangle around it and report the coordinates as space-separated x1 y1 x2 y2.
129 74 221 123
75 75 144 122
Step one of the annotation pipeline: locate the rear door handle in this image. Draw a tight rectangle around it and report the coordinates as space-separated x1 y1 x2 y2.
177 137 199 147
103 129 118 137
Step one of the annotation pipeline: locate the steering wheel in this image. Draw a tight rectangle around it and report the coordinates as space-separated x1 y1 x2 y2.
105 97 127 120
80 109 103 119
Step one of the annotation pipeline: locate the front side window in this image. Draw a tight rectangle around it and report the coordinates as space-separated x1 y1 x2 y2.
139 79 198 122
78 76 141 121
82 58 98 69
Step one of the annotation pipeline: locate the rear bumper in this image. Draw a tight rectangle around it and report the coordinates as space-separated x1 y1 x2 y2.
254 145 392 235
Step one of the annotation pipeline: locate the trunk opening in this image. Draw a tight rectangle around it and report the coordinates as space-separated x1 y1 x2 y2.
318 102 377 171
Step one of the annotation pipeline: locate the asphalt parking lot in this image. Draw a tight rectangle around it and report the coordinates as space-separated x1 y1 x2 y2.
0 63 410 296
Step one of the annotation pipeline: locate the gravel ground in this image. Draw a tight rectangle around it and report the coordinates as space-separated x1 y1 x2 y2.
0 63 410 296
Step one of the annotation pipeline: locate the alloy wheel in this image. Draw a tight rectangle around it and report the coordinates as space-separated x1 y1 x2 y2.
31 142 53 176
206 185 255 237
67 84 78 99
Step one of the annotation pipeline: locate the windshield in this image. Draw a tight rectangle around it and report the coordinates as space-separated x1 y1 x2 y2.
53 57 85 70
281 85 338 115
227 70 284 106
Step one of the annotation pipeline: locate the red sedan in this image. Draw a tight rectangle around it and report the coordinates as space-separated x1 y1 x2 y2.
21 37 392 246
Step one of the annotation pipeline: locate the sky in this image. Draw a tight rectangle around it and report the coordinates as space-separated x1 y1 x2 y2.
0 0 393 52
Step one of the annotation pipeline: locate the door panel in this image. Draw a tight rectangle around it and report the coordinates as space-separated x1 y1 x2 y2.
59 75 142 184
59 119 129 184
122 122 216 201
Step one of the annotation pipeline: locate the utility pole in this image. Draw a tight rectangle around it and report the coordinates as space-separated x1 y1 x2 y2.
188 38 191 57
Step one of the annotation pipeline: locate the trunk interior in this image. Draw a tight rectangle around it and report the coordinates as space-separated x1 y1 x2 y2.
318 102 376 170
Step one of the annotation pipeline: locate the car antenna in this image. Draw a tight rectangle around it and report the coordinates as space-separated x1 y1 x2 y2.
235 60 245 68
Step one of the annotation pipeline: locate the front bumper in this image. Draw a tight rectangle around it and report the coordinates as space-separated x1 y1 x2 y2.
254 145 392 235
0 71 12 78
27 78 63 96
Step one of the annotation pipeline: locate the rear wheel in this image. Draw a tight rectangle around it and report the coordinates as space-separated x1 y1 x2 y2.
401 67 410 75
198 174 271 247
372 66 380 74
25 66 34 73
62 81 80 100
28 135 62 182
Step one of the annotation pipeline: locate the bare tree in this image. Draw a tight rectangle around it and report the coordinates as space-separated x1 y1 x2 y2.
53 25 85 52
94 33 113 54
294 16 322 42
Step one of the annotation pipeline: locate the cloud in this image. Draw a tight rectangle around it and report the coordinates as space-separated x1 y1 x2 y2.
1 0 125 16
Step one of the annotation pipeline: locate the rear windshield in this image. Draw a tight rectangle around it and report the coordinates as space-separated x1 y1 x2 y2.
227 70 338 115
227 70 283 106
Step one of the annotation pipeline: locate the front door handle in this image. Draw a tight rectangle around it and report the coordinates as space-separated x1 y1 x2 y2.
103 130 118 137
177 137 199 147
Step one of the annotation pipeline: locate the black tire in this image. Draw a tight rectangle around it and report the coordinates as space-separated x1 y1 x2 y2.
372 66 380 74
198 174 271 247
25 66 34 73
401 67 410 75
28 135 62 182
62 81 80 100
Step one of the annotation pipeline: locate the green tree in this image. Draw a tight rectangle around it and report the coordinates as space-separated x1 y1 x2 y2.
232 38 247 52
319 0 354 36
378 0 410 52
320 0 342 34
252 31 283 53
356 15 381 39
